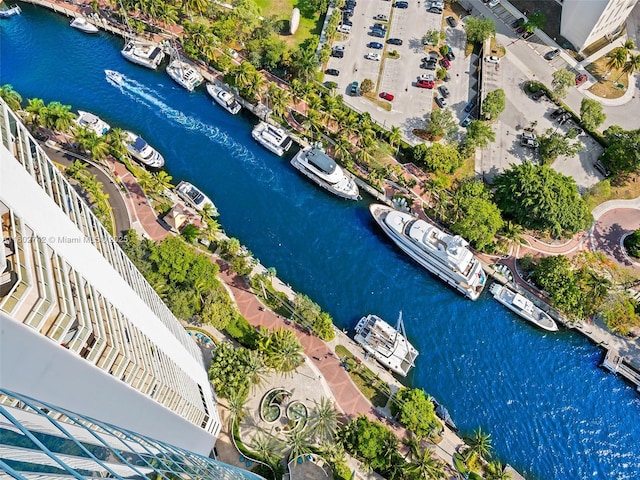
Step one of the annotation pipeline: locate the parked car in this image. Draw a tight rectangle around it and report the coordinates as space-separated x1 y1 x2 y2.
488 0 499 6
522 131 537 141
428 6 443 13
331 49 344 58
550 108 565 119
594 159 611 177
485 55 500 64
429 51 439 60
522 31 534 39
576 73 588 85
511 17 525 28
545 49 560 60
435 96 447 108
368 42 383 49
530 90 545 101
446 16 458 27
440 58 451 69
446 50 455 61
370 29 385 37
558 112 572 125
429 0 444 8
325 68 340 76
460 115 472 127
337 24 351 34
373 23 388 31
521 138 539 148
421 60 437 70
394 1 408 7
374 14 388 21
366 52 382 61
417 79 435 89
438 85 450 98
464 101 475 113
341 19 353 27
418 73 435 81
349 81 359 95
379 92 394 101
387 38 403 45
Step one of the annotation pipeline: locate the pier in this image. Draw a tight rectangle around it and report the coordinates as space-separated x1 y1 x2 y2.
601 348 640 392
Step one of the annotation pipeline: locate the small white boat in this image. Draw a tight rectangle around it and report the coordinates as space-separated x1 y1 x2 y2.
291 145 360 200
176 181 218 216
0 4 22 18
166 58 203 92
206 83 242 115
105 69 124 86
490 283 559 332
70 17 99 34
75 111 110 137
354 311 418 377
251 121 293 157
124 131 165 169
121 39 165 70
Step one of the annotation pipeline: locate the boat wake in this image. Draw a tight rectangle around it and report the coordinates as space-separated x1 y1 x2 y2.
105 71 276 182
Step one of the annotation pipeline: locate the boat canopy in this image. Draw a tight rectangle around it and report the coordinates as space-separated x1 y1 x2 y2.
132 137 148 152
307 148 337 174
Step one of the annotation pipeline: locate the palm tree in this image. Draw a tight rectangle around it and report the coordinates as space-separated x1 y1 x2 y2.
263 328 304 374
41 101 75 132
402 432 421 461
465 427 493 462
304 110 323 139
250 430 283 468
606 47 628 72
106 128 129 159
269 87 290 119
243 349 268 392
285 427 313 462
0 84 22 111
73 127 110 160
309 397 338 442
389 125 402 152
292 47 319 83
183 0 208 16
485 460 512 480
289 79 306 109
333 137 352 162
405 447 446 480
499 220 526 256
157 0 178 27
25 98 46 129
200 202 216 219
623 53 640 77
306 94 323 112
227 388 248 430
153 170 174 193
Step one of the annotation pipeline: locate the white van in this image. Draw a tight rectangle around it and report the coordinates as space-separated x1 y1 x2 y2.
337 24 352 34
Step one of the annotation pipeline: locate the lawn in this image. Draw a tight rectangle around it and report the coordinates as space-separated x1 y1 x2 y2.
585 56 628 99
584 173 640 211
255 0 325 47
334 344 390 407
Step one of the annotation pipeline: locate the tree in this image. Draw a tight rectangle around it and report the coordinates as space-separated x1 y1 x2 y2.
360 78 374 95
465 427 493 462
309 397 338 442
291 44 319 82
389 125 402 152
464 17 496 44
338 415 401 474
486 460 513 480
261 328 304 373
426 108 457 140
450 180 503 250
208 342 251 399
412 142 462 173
390 388 439 439
423 29 440 46
606 47 628 72
106 128 129 159
405 447 446 480
537 128 583 164
623 53 640 78
285 428 313 462
531 255 585 318
25 98 46 129
552 69 576 98
493 162 592 238
466 120 495 147
0 84 22 111
602 128 640 174
41 101 75 132
523 11 545 33
73 127 110 160
580 98 606 131
600 292 640 335
482 89 505 120
180 223 200 242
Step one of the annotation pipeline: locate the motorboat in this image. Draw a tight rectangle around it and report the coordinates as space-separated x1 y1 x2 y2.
166 58 203 92
105 69 124 86
124 131 165 169
369 204 487 300
290 145 360 200
251 121 293 157
121 39 165 69
354 311 418 377
75 111 110 137
490 283 559 332
176 181 218 216
0 4 21 18
206 83 242 115
70 17 99 34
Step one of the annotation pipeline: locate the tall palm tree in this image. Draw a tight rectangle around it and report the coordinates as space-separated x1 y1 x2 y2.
465 427 493 462
405 447 446 480
304 110 323 139
250 430 283 468
306 94 323 112
41 101 75 132
606 47 628 72
106 128 129 159
153 170 174 193
269 87 290 119
292 47 319 83
227 388 248 430
0 84 22 111
623 53 640 77
309 397 338 442
182 0 208 16
389 125 402 151
157 1 178 27
499 220 526 256
289 79 306 109
243 349 268 392
25 98 46 129
73 127 110 161
263 328 303 374
402 432 421 462
333 137 352 162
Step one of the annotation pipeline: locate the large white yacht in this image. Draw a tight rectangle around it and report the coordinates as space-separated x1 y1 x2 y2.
121 39 165 69
75 111 110 137
124 130 165 169
369 204 487 300
206 83 242 115
354 311 418 377
490 283 559 332
176 181 218 216
291 145 360 200
251 121 293 157
166 58 203 92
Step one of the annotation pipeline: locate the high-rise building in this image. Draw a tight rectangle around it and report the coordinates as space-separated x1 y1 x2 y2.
0 97 220 455
0 387 262 479
561 0 638 51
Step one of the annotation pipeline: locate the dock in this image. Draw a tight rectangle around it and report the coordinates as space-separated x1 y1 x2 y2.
601 348 640 392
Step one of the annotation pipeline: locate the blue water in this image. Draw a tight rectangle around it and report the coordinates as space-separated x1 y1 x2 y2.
3 6 640 478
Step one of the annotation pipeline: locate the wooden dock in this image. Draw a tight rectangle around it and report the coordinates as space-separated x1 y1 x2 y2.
601 348 640 391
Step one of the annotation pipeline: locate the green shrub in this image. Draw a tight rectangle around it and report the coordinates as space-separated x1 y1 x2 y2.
224 313 258 348
624 230 640 258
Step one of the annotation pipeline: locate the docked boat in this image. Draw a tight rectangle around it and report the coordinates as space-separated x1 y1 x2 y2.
75 111 110 137
176 181 218 216
124 131 165 169
206 83 242 115
251 121 293 157
105 69 124 86
354 311 418 377
166 58 203 92
70 17 99 34
430 397 457 431
291 145 360 200
0 4 22 18
369 204 486 300
121 39 165 69
490 283 559 332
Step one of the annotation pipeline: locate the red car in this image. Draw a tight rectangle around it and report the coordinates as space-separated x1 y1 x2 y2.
379 92 395 101
575 74 588 85
440 58 451 69
417 79 435 89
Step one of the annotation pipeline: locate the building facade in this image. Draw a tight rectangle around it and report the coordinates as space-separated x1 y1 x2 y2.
0 387 262 479
0 97 220 455
561 0 638 51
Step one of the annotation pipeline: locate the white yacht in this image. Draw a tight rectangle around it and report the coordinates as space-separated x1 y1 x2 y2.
251 121 293 157
121 39 165 69
354 311 418 377
176 181 218 216
105 69 124 85
124 131 165 169
206 83 242 115
70 17 99 34
369 204 487 300
166 58 203 92
0 4 22 17
291 145 360 200
490 283 559 332
75 111 110 137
